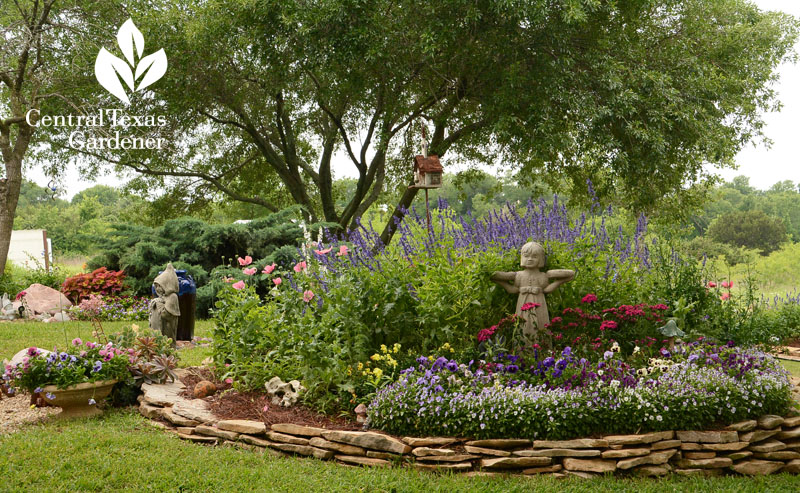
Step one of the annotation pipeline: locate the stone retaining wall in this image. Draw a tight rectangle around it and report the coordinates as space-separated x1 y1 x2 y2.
137 380 800 478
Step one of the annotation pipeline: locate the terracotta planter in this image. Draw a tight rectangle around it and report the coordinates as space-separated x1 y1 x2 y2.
42 380 117 419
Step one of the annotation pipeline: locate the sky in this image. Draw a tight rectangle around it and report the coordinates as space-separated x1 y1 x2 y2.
24 0 800 200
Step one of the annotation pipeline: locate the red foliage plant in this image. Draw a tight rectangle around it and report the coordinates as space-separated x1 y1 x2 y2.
61 267 126 303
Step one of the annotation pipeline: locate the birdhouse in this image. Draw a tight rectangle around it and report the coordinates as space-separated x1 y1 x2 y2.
412 154 443 189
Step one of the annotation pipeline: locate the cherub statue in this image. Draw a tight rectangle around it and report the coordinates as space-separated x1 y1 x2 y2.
491 242 575 345
149 263 180 341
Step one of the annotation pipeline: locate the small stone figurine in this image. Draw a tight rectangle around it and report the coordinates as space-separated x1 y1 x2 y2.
491 242 575 345
149 263 180 341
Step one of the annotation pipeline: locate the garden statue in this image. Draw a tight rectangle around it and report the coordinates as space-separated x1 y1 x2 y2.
1 294 17 320
149 263 180 341
491 241 575 345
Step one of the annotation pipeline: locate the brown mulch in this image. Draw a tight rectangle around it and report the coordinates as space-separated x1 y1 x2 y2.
178 369 358 431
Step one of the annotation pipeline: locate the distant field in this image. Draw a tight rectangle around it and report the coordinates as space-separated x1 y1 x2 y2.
706 242 800 299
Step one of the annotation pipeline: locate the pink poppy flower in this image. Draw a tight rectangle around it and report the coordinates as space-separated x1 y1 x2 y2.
262 263 276 274
337 245 349 256
232 280 246 290
72 338 82 346
243 267 257 276
293 261 307 273
237 256 253 266
225 378 233 384
314 247 333 255
303 290 315 302
720 292 730 301
721 281 733 289
272 277 282 286
708 281 717 288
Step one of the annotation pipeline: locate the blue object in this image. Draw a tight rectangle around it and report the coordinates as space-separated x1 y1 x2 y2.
151 270 196 296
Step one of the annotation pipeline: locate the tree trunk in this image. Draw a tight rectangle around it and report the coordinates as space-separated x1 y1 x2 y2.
378 181 419 247
0 160 22 277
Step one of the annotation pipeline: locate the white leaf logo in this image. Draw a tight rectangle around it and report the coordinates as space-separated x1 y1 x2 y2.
95 18 168 104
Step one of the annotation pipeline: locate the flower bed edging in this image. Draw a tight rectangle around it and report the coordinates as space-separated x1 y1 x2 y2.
137 387 800 478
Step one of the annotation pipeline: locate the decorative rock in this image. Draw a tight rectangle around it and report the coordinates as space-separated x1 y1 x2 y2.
240 435 274 447
522 464 563 475
680 442 701 451
142 381 186 407
177 433 218 443
366 451 400 460
616 450 676 470
515 449 600 458
481 457 552 469
651 440 681 451
684 452 716 459
139 402 164 419
175 426 195 435
322 431 411 455
739 429 779 443
776 427 800 440
726 420 757 432
675 458 733 469
727 451 753 461
217 419 267 435
414 462 472 472
783 459 800 474
195 425 240 441
464 445 510 457
465 439 531 449
335 455 390 467
632 465 672 477
193 380 217 398
412 447 455 457
265 431 309 445
784 416 800 427
269 442 333 459
271 423 325 437
354 403 367 423
753 451 800 460
417 454 479 463
172 399 218 424
676 430 738 443
730 459 784 476
146 421 170 430
674 468 723 477
402 437 458 447
162 408 201 427
603 431 673 446
757 415 785 430
564 471 598 479
265 377 305 407
20 283 72 315
309 437 366 456
562 458 616 473
749 439 786 453
601 448 650 459
701 442 749 451
532 439 608 449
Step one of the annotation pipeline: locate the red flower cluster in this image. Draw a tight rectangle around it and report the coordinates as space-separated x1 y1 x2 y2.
599 320 618 331
581 293 598 304
520 302 540 312
476 315 517 343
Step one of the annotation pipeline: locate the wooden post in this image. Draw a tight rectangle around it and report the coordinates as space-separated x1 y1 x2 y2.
42 229 50 272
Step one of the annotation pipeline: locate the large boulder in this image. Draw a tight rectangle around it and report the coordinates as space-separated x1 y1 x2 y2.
5 347 51 369
21 284 72 315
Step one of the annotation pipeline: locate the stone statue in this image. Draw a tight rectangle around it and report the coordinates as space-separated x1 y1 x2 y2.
491 242 575 345
149 263 180 341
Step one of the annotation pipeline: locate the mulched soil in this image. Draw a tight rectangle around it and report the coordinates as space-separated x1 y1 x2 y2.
178 368 359 431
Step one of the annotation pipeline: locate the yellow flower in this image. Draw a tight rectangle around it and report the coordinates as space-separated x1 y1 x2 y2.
380 344 388 354
357 362 364 371
361 370 368 376
393 343 401 354
428 356 434 362
370 354 382 361
386 356 398 368
373 368 383 379
347 368 352 376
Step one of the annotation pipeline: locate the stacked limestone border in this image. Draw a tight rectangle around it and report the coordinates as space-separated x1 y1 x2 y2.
137 376 800 478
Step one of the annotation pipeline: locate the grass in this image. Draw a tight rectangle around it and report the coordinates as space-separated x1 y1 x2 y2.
0 319 215 367
781 358 800 378
1 410 799 492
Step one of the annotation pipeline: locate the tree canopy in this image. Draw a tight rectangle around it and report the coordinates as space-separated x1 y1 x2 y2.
18 0 800 246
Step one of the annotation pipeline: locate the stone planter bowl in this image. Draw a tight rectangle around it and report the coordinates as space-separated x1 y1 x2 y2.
42 380 117 419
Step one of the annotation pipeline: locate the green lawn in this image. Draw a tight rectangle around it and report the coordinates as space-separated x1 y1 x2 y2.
1 410 799 492
781 358 800 378
0 319 215 367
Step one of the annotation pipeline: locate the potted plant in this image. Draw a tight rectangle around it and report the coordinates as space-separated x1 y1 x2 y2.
3 340 132 419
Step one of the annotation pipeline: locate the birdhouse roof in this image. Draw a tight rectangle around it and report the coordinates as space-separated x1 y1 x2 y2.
414 154 443 174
